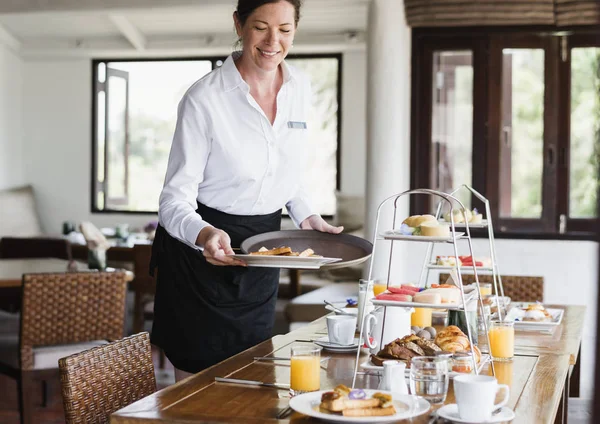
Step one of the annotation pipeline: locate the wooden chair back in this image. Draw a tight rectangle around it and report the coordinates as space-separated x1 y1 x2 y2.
20 272 128 370
439 273 544 302
59 332 156 424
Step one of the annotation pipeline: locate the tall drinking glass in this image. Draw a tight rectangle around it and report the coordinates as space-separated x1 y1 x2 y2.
290 344 321 396
488 320 514 361
409 356 449 404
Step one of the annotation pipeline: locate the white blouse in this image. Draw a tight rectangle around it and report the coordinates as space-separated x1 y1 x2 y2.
158 53 316 249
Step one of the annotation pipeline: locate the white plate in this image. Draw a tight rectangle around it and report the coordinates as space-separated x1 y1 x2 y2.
436 404 515 423
314 336 359 352
228 254 342 269
288 390 430 423
427 264 494 272
438 219 489 228
504 304 564 330
360 354 491 379
380 231 465 243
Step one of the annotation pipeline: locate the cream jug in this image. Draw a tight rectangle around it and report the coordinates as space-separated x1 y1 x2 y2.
378 360 409 394
363 306 413 354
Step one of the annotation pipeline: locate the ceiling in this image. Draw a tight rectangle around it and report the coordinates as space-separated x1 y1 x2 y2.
0 0 369 58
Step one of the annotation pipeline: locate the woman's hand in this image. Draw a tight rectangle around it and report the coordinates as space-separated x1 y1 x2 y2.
300 215 344 234
196 226 246 267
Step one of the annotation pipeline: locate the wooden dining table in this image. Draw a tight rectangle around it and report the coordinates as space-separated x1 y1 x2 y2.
111 304 585 424
0 258 134 288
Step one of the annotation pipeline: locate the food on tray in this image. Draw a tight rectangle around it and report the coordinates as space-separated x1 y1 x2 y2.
410 325 437 339
249 246 322 257
443 208 470 223
319 385 396 417
371 334 442 366
423 286 461 303
434 326 481 363
413 291 442 304
419 221 450 237
436 256 462 267
522 303 553 322
374 284 460 305
459 255 491 267
443 208 483 224
402 214 437 227
388 287 420 296
375 293 413 302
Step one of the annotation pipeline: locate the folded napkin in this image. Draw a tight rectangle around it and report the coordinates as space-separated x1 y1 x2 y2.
79 221 111 251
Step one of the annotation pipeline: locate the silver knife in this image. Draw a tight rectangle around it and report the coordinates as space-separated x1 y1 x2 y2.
215 376 290 390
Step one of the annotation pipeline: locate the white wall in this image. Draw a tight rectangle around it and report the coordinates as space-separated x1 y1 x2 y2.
0 44 24 189
22 59 153 233
340 51 366 196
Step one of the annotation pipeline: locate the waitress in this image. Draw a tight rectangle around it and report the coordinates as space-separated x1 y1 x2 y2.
151 0 343 382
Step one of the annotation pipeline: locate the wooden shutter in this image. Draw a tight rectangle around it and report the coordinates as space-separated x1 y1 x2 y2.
404 0 555 27
555 0 600 26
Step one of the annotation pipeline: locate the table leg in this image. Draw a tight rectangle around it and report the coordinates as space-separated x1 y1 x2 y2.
554 372 570 424
569 346 581 398
289 269 301 298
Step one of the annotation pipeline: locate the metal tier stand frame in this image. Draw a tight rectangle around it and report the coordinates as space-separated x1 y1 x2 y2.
351 188 495 389
417 184 507 320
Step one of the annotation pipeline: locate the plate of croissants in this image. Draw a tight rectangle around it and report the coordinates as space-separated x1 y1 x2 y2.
362 326 488 377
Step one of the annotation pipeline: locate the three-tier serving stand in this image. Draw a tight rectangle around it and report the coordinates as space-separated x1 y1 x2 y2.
351 188 495 389
417 184 507 319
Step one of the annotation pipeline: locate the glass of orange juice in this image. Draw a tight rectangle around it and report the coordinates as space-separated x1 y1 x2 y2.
411 307 433 327
290 344 322 396
488 321 514 362
479 283 492 297
373 282 388 296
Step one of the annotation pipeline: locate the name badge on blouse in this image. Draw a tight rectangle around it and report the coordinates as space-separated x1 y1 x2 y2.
287 121 307 129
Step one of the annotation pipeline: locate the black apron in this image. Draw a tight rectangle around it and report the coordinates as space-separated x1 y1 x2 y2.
149 202 281 373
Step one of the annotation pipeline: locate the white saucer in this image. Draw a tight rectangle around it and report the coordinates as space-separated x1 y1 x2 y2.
437 404 515 423
314 336 359 352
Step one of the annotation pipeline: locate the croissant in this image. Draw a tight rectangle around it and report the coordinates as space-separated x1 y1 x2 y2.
435 326 470 353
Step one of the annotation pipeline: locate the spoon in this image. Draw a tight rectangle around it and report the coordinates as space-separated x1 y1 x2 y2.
323 300 353 315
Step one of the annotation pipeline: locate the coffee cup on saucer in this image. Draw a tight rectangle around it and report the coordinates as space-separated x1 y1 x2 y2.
326 315 357 345
453 374 510 422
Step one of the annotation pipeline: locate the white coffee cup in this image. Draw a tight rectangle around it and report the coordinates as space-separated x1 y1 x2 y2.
326 315 357 345
453 375 510 422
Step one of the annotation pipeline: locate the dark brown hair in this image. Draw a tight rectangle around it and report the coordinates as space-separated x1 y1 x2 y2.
235 0 302 27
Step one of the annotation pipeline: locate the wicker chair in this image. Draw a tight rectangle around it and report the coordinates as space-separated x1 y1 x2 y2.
0 272 128 424
59 332 156 424
0 236 72 260
439 273 544 302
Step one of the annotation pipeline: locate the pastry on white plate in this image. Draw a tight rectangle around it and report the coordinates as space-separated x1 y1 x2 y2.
419 222 450 237
443 208 472 224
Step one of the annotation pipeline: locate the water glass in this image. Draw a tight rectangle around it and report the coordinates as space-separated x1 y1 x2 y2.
409 356 449 404
290 343 321 397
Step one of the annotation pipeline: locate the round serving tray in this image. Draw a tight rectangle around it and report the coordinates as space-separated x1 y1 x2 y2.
240 230 372 270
